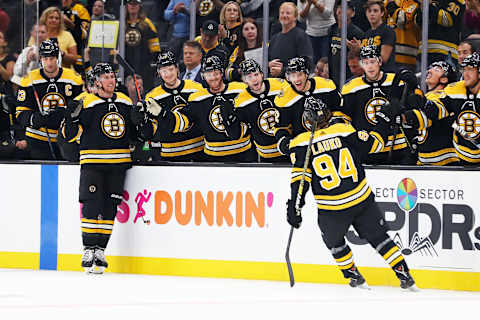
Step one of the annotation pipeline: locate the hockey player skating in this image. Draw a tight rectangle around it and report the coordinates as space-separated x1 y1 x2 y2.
16 39 83 159
63 63 137 274
286 97 418 290
135 51 205 161
274 56 342 156
222 59 288 162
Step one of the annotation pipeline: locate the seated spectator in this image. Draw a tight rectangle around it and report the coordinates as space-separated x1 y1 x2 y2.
314 57 329 78
268 2 313 77
219 1 243 54
180 40 206 86
347 48 364 79
165 0 191 60
91 0 116 20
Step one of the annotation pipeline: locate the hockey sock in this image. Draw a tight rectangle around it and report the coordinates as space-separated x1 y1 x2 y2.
374 237 409 275
331 243 358 279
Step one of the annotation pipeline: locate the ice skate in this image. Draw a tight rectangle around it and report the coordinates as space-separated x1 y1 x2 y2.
346 266 370 290
81 248 95 274
91 248 108 274
395 266 419 292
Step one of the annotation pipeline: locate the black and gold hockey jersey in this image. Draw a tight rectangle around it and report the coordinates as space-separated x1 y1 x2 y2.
143 80 205 159
174 82 254 160
289 122 386 214
230 78 287 160
16 68 83 143
340 73 416 162
414 0 465 60
403 90 459 165
405 81 480 164
62 92 135 167
274 77 342 140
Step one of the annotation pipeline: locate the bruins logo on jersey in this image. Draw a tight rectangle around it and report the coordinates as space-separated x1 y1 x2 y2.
457 110 480 139
126 26 142 47
41 92 66 113
209 105 226 133
258 107 280 136
364 96 388 125
198 0 214 16
102 112 126 139
172 95 193 131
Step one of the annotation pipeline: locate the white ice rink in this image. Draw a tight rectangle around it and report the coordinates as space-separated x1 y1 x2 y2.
0 269 478 320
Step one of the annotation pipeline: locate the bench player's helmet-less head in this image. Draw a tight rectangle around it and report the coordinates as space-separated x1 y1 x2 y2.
202 54 224 74
39 39 59 58
285 56 310 76
240 59 262 76
156 51 177 72
303 97 332 129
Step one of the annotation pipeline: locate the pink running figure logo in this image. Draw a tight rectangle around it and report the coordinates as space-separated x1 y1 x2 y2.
134 189 151 224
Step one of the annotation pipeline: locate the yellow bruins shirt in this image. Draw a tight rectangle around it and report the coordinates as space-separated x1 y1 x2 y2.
403 90 459 165
406 81 480 164
16 68 83 143
230 78 286 159
289 123 386 214
143 80 205 159
62 92 135 166
274 77 342 141
173 82 253 157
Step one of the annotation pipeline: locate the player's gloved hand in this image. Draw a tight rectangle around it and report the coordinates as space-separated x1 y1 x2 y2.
30 112 49 129
66 99 83 123
378 99 402 127
277 136 291 155
397 67 418 89
145 97 167 118
131 101 148 126
286 199 302 229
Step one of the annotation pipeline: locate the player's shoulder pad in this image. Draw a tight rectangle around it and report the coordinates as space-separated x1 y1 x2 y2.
266 78 285 95
146 85 168 101
234 88 255 108
341 76 368 95
225 81 247 95
83 93 103 109
274 82 301 108
74 91 89 101
312 76 337 93
443 80 466 98
188 87 212 102
115 92 133 105
183 79 204 93
19 69 43 87
59 68 83 86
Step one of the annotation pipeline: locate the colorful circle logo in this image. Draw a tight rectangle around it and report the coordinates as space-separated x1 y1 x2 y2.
397 178 418 212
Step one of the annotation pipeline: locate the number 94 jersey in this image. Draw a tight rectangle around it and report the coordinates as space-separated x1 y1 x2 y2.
289 122 386 214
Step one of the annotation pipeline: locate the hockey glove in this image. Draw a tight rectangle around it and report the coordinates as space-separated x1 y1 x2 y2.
145 98 167 118
398 68 418 90
30 112 49 129
66 99 83 123
131 101 148 126
286 199 302 229
277 136 291 155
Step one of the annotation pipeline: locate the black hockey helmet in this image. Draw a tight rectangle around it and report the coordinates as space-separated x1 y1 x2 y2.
202 54 224 73
428 61 457 83
156 51 177 72
360 45 381 60
93 63 115 81
239 59 262 76
286 56 310 75
39 39 59 58
85 69 95 88
303 97 331 129
460 52 480 71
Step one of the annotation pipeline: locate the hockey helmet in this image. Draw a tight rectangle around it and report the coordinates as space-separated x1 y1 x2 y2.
39 39 59 58
428 61 457 83
460 52 480 71
286 56 310 75
303 97 331 129
360 45 381 60
202 54 224 73
156 51 177 72
93 63 115 81
239 59 262 76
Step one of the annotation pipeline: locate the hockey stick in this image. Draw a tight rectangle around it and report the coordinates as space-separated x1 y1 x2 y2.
116 54 143 102
29 72 57 160
388 84 414 161
286 121 317 287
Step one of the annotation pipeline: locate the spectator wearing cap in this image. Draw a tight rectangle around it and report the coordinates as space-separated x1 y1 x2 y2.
297 0 336 64
180 40 206 86
268 2 313 77
125 0 161 91
195 0 225 34
195 20 231 66
327 0 364 86
165 0 191 61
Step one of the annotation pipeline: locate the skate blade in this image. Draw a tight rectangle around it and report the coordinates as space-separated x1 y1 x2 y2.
84 266 105 275
356 282 371 290
403 284 420 292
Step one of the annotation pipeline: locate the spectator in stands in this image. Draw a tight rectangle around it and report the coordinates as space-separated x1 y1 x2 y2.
219 1 243 54
125 74 144 105
351 0 396 72
327 0 364 86
91 0 116 20
414 0 465 64
347 48 364 79
180 40 206 85
385 0 420 71
62 0 91 73
195 0 225 34
35 7 78 69
465 0 480 35
268 2 313 77
165 0 191 60
298 0 336 64
0 7 9 34
350 0 370 31
457 40 476 79
314 57 329 78
0 30 15 95
124 0 161 91
196 20 231 64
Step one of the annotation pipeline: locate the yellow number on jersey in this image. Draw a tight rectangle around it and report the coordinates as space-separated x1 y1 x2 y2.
312 148 358 191
447 2 460 15
17 89 26 102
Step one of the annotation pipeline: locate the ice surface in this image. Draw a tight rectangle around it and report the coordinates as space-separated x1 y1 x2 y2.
0 269 478 319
